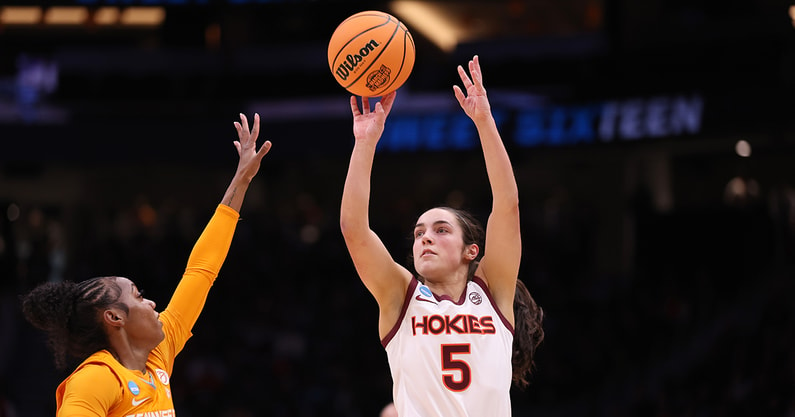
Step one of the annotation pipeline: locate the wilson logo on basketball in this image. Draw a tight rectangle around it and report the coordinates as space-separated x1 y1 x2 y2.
366 65 391 91
335 39 380 81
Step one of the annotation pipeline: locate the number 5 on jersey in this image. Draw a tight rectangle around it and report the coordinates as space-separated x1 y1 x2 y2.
441 344 471 391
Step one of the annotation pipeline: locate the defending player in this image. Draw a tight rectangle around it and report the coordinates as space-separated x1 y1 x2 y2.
21 113 271 416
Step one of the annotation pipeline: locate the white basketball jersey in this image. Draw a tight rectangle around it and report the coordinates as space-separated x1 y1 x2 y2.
383 277 515 417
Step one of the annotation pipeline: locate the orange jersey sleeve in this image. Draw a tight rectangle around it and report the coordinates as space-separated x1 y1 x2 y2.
158 204 240 358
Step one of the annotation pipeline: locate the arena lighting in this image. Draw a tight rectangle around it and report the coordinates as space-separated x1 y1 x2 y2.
0 7 42 24
6 204 20 223
0 6 160 27
93 7 119 25
735 140 752 157
390 1 461 52
44 7 89 25
119 7 165 26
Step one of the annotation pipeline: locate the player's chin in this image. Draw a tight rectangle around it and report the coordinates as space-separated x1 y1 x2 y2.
414 263 436 278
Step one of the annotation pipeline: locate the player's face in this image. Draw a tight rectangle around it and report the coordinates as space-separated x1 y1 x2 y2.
114 277 165 348
412 208 473 280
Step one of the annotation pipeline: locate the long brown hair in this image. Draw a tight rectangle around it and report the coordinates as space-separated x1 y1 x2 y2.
512 278 544 388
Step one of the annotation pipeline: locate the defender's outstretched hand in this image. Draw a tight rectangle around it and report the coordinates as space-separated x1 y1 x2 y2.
233 113 272 183
223 113 272 211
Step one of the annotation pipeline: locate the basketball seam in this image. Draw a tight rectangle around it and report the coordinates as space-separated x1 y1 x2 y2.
342 14 401 91
331 18 393 69
330 12 391 68
374 25 414 96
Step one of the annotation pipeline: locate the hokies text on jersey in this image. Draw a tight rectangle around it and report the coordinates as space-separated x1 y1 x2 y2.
411 314 496 336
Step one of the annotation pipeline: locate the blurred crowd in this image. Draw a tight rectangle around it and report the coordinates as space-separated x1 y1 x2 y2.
0 153 793 417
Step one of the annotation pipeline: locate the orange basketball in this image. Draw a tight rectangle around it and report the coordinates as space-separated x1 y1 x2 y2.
328 10 415 97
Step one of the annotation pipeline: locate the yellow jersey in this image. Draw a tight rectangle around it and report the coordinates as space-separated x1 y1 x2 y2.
55 204 240 417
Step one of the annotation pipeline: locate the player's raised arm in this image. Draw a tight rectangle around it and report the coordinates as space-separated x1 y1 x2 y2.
340 93 412 337
454 55 522 319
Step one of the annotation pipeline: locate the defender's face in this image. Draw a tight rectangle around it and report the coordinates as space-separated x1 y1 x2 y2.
114 277 164 347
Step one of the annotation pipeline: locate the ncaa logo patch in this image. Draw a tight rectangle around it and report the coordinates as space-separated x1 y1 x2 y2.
468 292 482 305
419 286 432 298
127 380 140 395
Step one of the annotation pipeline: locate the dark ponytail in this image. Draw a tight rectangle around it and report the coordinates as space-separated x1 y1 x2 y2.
21 277 126 370
511 279 544 388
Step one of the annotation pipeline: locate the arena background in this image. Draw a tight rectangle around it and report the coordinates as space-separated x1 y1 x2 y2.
1 0 794 416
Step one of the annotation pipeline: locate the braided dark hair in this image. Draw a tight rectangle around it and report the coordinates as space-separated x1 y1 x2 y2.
409 207 545 387
21 277 127 370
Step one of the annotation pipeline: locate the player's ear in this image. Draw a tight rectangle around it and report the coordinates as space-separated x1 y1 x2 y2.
103 308 125 328
465 244 479 261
